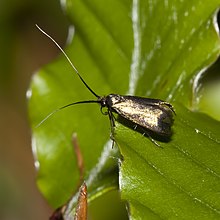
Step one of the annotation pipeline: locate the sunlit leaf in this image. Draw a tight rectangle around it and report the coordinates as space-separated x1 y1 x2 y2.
28 0 220 218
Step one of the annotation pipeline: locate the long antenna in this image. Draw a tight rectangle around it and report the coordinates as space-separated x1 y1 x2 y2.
36 24 100 98
36 100 100 128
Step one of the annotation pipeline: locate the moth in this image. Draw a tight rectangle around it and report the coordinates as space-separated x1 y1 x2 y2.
36 25 175 142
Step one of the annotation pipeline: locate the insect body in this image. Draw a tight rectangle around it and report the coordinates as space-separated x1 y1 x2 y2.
36 25 175 140
100 94 175 137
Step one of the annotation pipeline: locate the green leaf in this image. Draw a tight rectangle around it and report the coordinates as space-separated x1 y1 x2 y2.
117 103 220 219
28 0 220 218
115 0 220 219
29 0 133 208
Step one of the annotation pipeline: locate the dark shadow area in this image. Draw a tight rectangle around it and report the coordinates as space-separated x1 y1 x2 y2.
200 56 220 84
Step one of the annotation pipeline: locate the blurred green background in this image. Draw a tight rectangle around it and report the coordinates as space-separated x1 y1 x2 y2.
0 0 69 219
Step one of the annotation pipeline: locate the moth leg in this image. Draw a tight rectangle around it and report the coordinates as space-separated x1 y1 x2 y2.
108 110 116 147
100 106 108 115
142 132 162 148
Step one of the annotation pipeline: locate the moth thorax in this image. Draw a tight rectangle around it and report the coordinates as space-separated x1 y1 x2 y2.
107 94 123 105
